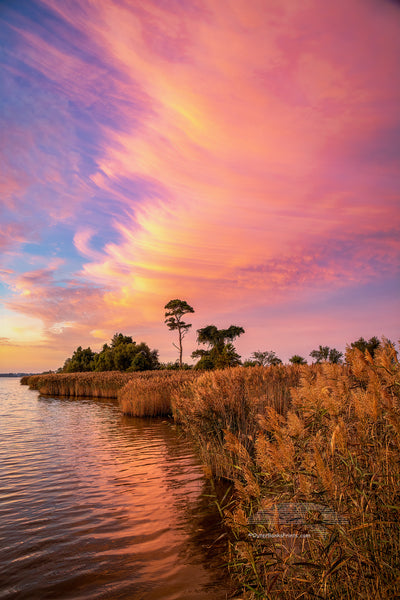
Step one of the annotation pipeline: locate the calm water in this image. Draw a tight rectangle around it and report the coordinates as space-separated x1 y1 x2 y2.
0 378 232 600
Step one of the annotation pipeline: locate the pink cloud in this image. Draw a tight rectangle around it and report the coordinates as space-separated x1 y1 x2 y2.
1 0 399 369
73 229 103 261
0 223 29 251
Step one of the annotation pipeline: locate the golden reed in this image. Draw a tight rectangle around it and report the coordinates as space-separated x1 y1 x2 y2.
21 340 399 597
203 342 399 599
118 370 199 417
23 371 138 398
23 370 200 416
171 364 302 479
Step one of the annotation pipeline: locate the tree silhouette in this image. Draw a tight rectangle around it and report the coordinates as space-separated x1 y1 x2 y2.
289 355 307 365
164 299 195 368
244 350 282 366
310 345 343 364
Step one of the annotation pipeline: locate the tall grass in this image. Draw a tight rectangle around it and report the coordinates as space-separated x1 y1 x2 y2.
21 343 400 597
171 365 302 479
23 371 138 398
195 342 400 599
118 370 199 417
23 370 201 416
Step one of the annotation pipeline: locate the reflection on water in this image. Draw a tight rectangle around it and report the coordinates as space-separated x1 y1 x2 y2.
0 378 233 599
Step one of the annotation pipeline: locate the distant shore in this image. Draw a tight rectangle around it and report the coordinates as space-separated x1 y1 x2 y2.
0 373 35 377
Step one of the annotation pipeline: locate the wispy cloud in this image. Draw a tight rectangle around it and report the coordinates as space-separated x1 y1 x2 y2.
1 0 399 369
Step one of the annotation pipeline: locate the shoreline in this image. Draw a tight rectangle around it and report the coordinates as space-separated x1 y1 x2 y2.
20 347 400 599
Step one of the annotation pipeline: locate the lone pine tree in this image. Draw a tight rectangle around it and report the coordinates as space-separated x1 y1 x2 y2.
164 299 195 368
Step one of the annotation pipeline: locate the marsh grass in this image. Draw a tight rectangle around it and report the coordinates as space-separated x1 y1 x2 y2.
23 370 201 417
171 365 302 479
24 371 139 398
21 342 400 597
118 370 199 417
208 342 400 599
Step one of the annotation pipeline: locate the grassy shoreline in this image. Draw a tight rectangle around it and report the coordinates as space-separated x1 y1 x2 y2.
21 371 138 398
21 343 400 598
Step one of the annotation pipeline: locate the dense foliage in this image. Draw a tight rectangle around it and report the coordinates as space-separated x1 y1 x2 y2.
191 324 245 369
243 350 283 367
288 354 307 364
350 335 381 357
62 333 159 373
309 344 343 363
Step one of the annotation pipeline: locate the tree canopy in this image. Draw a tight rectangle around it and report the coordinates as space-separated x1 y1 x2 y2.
310 345 343 364
62 333 159 372
192 324 245 369
62 346 96 372
349 336 381 358
289 355 307 365
244 350 282 367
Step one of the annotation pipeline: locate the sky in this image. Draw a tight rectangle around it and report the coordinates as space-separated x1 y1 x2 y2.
0 0 399 372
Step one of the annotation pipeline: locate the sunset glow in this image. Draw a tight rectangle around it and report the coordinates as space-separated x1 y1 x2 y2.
1 0 399 371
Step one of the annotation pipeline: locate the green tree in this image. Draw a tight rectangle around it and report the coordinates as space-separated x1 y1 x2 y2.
191 349 216 370
310 345 343 364
111 333 133 347
248 350 282 366
310 346 330 363
127 342 159 372
350 336 381 358
106 333 159 371
192 325 245 369
164 299 195 368
64 333 160 373
289 355 307 365
94 343 114 371
62 346 95 372
113 341 137 371
243 359 258 367
328 348 343 364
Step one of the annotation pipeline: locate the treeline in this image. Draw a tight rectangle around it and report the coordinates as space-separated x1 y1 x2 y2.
246 336 383 367
58 294 395 374
59 297 389 375
0 373 34 377
62 333 159 373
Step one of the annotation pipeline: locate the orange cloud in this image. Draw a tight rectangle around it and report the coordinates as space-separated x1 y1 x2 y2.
1 0 399 369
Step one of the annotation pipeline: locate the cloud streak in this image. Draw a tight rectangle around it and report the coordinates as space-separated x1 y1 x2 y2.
0 0 399 369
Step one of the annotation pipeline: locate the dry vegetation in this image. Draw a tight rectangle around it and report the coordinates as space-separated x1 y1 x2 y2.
171 365 302 479
22 371 138 398
21 340 400 598
23 370 201 416
172 341 399 599
118 370 199 417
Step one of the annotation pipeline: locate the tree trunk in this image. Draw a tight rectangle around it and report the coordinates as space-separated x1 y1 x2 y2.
179 328 183 368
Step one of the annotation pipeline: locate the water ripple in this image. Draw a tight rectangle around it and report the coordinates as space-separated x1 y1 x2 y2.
0 378 232 600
